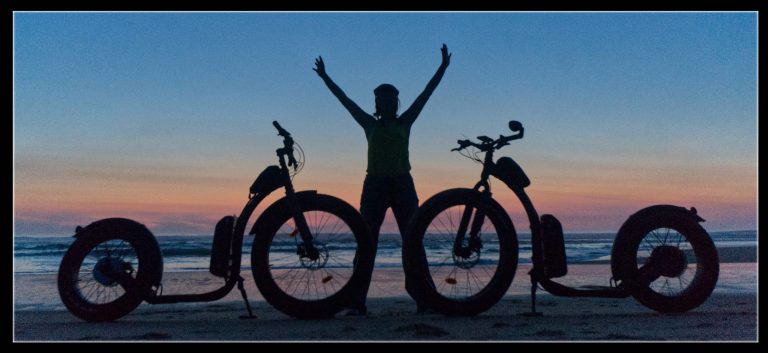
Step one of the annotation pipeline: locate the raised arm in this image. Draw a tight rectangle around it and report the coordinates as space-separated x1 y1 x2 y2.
313 56 374 128
400 44 451 126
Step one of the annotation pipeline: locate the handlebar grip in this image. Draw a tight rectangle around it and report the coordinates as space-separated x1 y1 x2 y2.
273 121 290 136
452 139 471 151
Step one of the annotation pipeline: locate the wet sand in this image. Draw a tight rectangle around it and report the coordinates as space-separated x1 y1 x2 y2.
13 291 757 341
13 246 757 341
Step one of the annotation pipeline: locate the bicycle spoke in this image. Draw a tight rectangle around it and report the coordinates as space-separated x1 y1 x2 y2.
267 209 357 301
640 226 703 298
642 236 656 256
675 232 684 248
286 266 311 297
424 202 504 301
649 229 664 246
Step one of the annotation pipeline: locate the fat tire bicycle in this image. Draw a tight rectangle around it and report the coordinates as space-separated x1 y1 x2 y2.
402 121 719 316
58 122 375 321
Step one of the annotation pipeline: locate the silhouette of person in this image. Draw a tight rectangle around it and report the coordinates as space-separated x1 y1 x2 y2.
314 44 451 316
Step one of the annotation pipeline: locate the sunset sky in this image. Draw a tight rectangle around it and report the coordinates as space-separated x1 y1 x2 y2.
14 12 757 235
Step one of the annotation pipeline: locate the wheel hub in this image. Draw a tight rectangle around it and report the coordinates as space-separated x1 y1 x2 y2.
649 245 688 277
298 241 329 270
453 247 481 269
453 237 482 269
93 257 128 286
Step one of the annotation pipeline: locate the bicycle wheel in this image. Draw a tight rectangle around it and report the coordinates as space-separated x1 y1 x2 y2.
403 188 517 316
251 193 374 319
57 218 162 322
611 206 719 313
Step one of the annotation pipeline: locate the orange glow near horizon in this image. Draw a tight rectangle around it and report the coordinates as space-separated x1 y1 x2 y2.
15 152 757 235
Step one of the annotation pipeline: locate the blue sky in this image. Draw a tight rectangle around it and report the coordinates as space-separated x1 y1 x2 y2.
14 12 757 234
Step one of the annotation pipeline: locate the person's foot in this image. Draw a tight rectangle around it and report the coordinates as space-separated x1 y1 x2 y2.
344 306 367 317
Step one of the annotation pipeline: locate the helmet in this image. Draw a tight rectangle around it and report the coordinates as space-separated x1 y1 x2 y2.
374 83 399 98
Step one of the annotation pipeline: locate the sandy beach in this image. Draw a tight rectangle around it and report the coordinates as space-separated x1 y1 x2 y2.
13 246 757 342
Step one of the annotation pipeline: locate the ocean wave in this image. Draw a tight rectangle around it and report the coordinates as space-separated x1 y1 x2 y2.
14 231 756 274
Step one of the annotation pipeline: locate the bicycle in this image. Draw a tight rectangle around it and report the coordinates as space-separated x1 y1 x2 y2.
402 120 719 316
57 121 375 321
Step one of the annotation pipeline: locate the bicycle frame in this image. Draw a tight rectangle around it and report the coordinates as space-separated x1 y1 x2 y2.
409 120 718 316
461 145 631 308
58 120 376 322
146 134 318 306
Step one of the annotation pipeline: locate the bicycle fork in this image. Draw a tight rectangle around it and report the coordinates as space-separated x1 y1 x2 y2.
453 192 489 260
283 187 319 261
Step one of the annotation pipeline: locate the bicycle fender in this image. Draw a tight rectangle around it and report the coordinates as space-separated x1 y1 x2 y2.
633 205 703 223
73 218 153 238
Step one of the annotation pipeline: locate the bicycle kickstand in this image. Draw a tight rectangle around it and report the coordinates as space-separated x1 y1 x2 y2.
520 272 543 317
236 275 256 319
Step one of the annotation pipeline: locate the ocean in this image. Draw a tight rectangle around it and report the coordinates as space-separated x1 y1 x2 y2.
13 230 756 275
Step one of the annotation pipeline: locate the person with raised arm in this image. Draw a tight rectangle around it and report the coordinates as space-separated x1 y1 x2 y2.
314 44 451 316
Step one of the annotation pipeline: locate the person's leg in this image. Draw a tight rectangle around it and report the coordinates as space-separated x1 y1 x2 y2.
348 175 389 314
389 174 428 311
390 174 418 236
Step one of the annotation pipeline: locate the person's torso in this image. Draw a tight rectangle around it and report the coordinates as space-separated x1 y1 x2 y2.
364 118 411 176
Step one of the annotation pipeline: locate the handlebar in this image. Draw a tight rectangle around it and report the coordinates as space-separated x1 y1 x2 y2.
273 120 298 170
451 120 525 153
273 121 290 138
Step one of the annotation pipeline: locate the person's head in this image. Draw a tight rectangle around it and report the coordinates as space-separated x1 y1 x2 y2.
373 83 399 119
